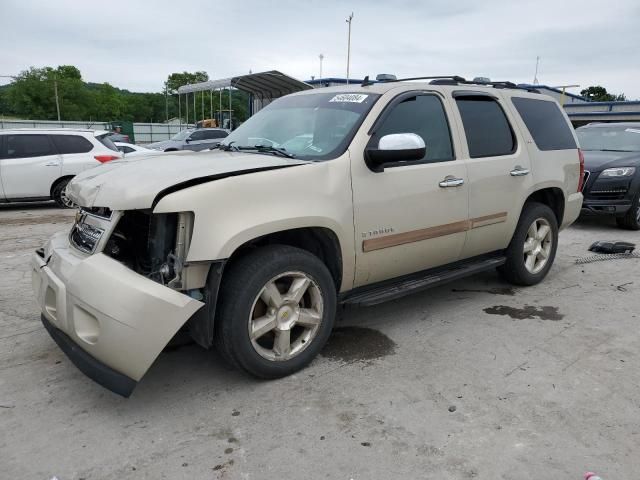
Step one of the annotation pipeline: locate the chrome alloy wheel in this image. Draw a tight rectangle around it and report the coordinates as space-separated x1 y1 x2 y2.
248 271 323 362
523 217 553 274
60 188 75 208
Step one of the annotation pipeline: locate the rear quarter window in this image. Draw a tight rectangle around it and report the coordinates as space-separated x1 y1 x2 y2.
96 134 119 152
511 97 577 151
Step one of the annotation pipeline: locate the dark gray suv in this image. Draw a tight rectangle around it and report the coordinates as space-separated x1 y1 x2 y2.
147 128 229 152
578 122 640 230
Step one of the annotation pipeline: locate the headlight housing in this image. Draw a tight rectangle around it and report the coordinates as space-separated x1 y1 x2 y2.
600 167 636 178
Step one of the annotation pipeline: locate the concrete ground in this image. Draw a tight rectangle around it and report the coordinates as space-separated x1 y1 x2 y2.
1 203 639 480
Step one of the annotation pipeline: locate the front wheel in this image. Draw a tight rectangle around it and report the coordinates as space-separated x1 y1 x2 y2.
498 202 558 286
52 178 75 208
616 194 640 230
215 245 337 378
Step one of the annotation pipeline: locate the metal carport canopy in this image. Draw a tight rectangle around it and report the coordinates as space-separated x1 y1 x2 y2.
177 70 312 96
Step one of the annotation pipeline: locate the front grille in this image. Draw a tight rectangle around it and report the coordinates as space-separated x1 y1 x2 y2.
588 188 628 200
69 221 104 254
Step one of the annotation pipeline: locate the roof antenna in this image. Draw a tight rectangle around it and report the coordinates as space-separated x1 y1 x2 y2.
361 75 374 87
533 56 540 85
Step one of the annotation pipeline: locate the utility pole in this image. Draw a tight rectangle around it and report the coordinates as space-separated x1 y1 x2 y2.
319 53 324 79
533 56 540 85
53 75 61 121
345 13 353 84
165 86 169 123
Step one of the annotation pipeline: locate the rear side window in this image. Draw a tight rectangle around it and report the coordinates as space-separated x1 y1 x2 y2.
52 135 93 154
4 135 56 159
201 130 228 140
455 97 516 158
189 130 206 141
374 94 454 163
96 134 119 152
511 97 577 151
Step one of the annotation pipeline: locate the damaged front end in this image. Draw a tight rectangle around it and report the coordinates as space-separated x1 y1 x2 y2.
103 210 192 289
32 207 209 397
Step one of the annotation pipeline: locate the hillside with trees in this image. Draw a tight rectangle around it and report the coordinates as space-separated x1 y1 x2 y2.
0 65 249 123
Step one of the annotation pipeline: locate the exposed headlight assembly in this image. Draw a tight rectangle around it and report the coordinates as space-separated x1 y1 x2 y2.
600 167 636 178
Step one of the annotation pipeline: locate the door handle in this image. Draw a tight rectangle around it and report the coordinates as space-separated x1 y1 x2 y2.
45 162 60 167
510 166 530 177
439 177 465 188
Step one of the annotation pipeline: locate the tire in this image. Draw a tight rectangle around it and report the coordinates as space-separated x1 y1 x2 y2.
52 178 75 209
214 245 337 379
615 194 640 230
498 202 559 286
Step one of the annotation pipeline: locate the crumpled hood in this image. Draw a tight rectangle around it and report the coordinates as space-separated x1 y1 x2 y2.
67 150 309 210
583 150 640 172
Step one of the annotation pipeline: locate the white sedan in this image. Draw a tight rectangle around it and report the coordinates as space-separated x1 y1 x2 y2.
114 142 156 157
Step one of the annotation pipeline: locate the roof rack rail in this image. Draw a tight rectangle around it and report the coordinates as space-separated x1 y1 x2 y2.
367 75 540 93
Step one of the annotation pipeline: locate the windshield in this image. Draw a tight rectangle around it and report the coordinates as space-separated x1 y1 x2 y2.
577 125 640 152
221 91 380 160
171 129 193 141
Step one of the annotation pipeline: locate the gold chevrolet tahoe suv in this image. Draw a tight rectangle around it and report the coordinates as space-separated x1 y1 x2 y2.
31 77 584 396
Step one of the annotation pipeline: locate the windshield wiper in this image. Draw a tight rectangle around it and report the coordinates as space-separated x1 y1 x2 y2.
214 141 239 152
237 145 296 158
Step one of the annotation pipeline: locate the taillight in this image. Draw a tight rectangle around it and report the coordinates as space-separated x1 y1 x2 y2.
577 148 585 192
94 155 120 163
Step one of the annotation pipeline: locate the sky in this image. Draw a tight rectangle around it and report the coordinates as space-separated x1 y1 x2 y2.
1 0 639 99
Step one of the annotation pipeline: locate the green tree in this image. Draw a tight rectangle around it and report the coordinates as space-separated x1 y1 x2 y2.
1 66 252 124
6 65 89 120
580 85 626 102
164 71 209 94
91 83 127 120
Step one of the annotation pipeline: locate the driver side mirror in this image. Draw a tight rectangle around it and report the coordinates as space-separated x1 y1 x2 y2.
185 137 192 143
366 133 426 172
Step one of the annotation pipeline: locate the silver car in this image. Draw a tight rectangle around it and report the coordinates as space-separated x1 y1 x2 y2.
146 128 228 152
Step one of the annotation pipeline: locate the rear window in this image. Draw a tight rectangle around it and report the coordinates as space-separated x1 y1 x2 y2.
96 134 119 152
511 97 577 151
455 97 516 158
52 134 93 154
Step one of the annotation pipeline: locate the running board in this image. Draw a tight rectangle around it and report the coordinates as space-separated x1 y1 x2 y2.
341 255 506 307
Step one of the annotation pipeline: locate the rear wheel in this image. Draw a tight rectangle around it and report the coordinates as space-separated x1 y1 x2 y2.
616 194 640 230
52 178 75 209
214 245 336 378
498 202 558 286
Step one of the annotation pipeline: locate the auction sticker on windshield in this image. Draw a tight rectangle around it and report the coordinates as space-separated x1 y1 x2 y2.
329 94 369 103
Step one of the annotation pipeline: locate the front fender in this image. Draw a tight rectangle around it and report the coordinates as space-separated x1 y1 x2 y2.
154 156 356 290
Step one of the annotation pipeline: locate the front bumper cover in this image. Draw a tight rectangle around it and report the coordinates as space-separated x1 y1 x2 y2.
32 232 204 396
581 201 632 216
41 314 137 397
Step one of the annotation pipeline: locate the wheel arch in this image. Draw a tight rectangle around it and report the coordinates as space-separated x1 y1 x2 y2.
50 175 75 198
225 226 343 291
523 187 565 226
188 226 343 349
